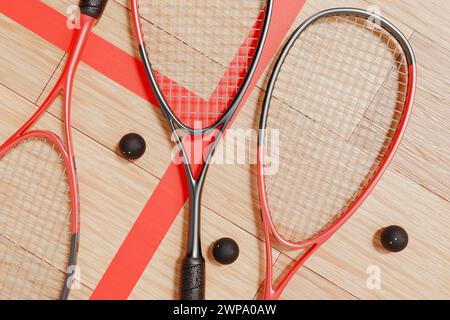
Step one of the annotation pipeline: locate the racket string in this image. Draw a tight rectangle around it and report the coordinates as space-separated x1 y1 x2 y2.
27 141 72 282
2 144 70 299
0 138 72 299
140 0 267 129
287 18 404 140
1 140 57 298
2 140 65 249
264 15 409 242
1 140 57 296
270 71 380 239
273 18 405 147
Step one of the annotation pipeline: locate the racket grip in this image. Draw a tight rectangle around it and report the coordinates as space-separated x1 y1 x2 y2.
79 0 108 19
181 256 205 300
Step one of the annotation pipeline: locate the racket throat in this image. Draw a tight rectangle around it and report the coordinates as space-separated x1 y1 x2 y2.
185 181 204 259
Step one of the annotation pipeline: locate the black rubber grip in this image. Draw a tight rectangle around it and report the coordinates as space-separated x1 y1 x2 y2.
181 257 205 300
79 0 108 19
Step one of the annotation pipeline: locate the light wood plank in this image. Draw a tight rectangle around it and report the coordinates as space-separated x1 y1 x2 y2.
0 14 63 102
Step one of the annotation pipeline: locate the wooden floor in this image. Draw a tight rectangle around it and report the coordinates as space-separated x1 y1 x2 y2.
1 0 449 300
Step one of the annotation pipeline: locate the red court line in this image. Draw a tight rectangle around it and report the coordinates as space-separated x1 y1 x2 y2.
1 0 306 299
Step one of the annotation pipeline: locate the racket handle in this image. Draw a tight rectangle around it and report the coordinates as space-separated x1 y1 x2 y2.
79 0 108 19
181 256 205 300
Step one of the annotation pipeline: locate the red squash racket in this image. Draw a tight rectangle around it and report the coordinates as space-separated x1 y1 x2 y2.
257 8 416 300
131 0 273 299
0 0 108 300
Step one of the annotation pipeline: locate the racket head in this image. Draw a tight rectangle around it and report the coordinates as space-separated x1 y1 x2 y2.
258 8 416 249
0 131 79 300
132 0 273 134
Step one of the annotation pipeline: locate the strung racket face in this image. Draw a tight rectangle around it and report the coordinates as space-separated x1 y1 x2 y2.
0 136 73 299
260 9 415 246
135 0 270 131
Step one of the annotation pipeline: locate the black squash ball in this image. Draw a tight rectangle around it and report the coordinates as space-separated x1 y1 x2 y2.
212 237 240 265
380 225 408 252
119 133 146 160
